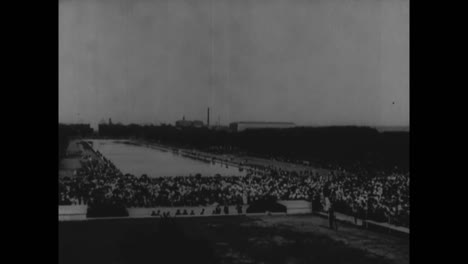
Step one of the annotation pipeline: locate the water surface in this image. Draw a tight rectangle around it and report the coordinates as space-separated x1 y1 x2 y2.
90 140 245 177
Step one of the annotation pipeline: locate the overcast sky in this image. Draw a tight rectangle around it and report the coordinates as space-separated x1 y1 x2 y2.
59 0 409 128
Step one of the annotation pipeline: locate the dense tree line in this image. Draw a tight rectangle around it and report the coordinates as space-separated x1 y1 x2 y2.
98 124 409 172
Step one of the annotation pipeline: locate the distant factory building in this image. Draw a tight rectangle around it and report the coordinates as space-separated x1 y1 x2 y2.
229 122 296 132
212 125 230 132
175 116 204 128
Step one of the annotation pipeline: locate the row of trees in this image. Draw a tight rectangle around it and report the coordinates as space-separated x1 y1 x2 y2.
98 124 409 172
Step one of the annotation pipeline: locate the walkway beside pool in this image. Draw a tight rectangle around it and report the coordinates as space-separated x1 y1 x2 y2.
58 200 408 235
316 211 409 234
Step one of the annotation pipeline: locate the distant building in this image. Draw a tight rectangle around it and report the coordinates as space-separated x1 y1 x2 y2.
229 122 296 132
212 125 230 132
175 116 190 127
61 123 94 137
192 120 204 128
175 116 205 128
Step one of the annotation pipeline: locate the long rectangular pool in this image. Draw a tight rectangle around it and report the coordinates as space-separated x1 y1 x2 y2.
89 140 246 178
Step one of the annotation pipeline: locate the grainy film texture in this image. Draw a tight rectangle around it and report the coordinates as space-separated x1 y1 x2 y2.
59 0 409 264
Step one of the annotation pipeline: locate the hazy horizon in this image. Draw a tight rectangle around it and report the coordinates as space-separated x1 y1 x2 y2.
59 0 409 129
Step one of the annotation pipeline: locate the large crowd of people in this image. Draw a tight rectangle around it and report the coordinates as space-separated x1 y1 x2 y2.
58 143 409 227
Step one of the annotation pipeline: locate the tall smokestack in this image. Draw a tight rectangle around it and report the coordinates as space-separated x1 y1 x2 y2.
207 107 210 127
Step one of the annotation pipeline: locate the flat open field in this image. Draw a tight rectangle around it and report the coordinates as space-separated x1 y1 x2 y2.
59 215 408 264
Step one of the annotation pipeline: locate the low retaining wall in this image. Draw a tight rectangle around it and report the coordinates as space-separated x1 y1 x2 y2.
59 205 87 221
278 200 312 214
59 201 310 221
127 205 248 217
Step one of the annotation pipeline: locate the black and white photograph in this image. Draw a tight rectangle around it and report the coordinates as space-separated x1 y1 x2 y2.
59 0 409 263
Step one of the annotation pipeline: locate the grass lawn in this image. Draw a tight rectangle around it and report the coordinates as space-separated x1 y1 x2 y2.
59 215 404 264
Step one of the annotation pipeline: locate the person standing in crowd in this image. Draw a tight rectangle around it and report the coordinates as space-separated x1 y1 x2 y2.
242 190 248 205
323 195 332 228
327 195 338 230
351 200 358 225
312 192 321 213
236 204 243 214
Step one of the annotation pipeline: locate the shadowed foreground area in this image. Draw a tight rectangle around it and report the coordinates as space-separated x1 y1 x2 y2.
59 216 407 264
